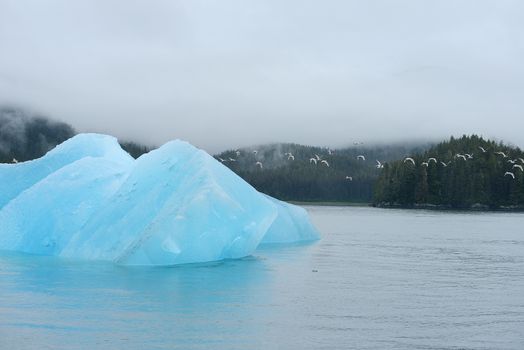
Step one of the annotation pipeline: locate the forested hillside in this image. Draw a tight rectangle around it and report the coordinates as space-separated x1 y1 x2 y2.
215 143 429 202
373 135 524 209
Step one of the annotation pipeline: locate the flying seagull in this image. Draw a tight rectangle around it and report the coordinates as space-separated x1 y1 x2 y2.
513 164 523 172
404 157 415 165
376 160 384 169
479 146 487 153
504 172 515 179
255 161 263 169
495 151 507 158
357 155 366 161
321 160 330 167
309 158 317 164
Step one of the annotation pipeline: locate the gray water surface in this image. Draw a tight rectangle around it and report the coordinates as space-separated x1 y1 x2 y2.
1 206 523 349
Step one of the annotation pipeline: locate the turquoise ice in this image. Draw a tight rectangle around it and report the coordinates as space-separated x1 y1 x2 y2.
0 134 319 265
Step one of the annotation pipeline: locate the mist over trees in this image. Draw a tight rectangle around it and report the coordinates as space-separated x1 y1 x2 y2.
0 107 152 162
374 135 524 209
0 107 75 163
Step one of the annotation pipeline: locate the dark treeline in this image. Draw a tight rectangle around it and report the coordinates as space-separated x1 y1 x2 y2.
215 143 429 202
0 107 152 162
374 135 524 209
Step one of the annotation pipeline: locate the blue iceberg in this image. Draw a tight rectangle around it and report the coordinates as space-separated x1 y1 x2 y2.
0 134 319 265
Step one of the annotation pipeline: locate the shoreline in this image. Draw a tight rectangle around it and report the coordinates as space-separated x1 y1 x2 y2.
290 201 524 213
290 201 371 207
374 203 524 213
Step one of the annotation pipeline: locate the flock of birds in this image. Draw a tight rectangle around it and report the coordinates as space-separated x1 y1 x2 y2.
216 144 386 182
9 142 523 182
216 143 523 183
402 146 524 180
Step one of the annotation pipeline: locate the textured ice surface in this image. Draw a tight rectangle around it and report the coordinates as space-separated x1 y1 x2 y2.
0 134 319 265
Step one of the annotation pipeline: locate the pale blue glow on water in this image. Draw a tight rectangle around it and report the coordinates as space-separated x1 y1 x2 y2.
1 207 524 349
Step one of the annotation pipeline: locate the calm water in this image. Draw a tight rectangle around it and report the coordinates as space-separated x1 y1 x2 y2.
1 206 524 350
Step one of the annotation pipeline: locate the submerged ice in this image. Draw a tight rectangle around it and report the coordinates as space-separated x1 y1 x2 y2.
0 134 319 265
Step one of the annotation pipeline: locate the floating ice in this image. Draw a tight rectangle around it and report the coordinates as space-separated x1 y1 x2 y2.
0 134 319 265
260 195 321 244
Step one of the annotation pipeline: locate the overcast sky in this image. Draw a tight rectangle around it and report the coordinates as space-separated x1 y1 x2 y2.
0 0 523 152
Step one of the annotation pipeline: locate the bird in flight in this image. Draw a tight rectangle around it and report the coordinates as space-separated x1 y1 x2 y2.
513 164 523 172
404 157 415 165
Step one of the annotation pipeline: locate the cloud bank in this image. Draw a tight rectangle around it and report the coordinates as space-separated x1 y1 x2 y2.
1 0 523 152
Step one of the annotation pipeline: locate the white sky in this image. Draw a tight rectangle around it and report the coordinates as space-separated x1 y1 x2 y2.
1 0 523 152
